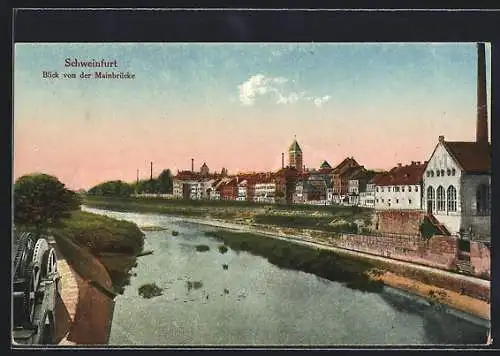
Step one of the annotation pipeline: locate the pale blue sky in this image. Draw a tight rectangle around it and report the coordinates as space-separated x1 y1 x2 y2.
14 43 492 189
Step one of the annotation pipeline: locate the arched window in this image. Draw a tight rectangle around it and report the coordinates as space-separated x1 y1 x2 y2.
427 186 435 212
476 184 491 215
447 185 457 212
437 186 445 211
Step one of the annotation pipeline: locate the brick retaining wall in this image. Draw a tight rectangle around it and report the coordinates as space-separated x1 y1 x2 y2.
335 233 490 280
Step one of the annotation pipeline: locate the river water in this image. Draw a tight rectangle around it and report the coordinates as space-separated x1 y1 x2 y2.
82 206 488 346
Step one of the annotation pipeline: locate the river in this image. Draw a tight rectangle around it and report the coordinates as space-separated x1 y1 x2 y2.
83 206 488 346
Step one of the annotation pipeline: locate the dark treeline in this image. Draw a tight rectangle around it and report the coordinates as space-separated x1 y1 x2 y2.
87 169 173 197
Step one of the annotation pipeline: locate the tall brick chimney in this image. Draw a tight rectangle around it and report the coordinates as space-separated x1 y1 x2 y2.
191 158 194 172
476 42 488 145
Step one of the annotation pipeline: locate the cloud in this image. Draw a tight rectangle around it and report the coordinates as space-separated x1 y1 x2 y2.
312 95 331 107
277 91 305 105
238 74 288 106
237 74 329 107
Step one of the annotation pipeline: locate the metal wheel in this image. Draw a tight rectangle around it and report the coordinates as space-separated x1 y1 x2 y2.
17 234 38 279
22 263 41 326
46 249 58 276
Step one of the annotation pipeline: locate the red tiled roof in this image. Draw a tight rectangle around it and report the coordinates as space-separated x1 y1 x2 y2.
443 141 491 174
375 162 427 186
332 157 360 173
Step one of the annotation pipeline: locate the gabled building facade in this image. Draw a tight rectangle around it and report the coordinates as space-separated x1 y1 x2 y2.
422 136 490 239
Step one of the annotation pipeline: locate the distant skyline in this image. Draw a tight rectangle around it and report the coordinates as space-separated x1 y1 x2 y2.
14 43 491 190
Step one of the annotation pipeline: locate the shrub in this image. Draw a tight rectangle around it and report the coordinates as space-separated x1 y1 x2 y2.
138 283 163 299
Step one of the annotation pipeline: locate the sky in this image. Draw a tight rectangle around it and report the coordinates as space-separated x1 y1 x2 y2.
14 43 492 190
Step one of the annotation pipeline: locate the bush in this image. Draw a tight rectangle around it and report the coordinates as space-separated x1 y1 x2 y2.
138 283 163 298
14 173 81 232
419 217 442 239
218 245 229 254
195 244 210 252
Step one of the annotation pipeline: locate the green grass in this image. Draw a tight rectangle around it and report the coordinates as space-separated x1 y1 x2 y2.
48 209 145 294
205 230 384 294
83 196 374 232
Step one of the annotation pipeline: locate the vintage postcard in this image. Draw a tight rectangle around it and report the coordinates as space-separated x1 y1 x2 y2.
12 28 492 347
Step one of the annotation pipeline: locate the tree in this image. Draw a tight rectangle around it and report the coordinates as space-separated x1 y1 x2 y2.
14 173 81 233
88 180 134 197
157 169 173 194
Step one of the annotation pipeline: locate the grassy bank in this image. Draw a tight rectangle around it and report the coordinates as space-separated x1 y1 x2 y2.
83 195 374 233
49 210 145 294
205 229 490 320
205 230 384 293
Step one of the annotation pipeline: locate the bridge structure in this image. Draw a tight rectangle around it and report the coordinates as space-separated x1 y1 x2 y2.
12 231 60 345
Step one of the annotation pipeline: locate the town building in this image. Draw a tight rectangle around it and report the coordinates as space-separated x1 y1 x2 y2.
254 181 277 203
288 138 303 173
374 162 426 210
422 43 491 240
237 179 248 201
347 170 378 206
331 157 365 204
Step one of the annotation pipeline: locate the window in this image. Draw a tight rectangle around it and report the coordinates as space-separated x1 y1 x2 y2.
415 186 418 192
452 168 456 176
402 186 405 192
427 186 435 211
437 186 445 211
430 171 434 177
447 185 457 212
409 186 412 192
476 184 491 215
409 199 412 204
441 169 445 176
396 199 399 204
426 171 430 177
376 199 378 203
437 170 440 177
376 187 379 192
447 169 451 176
381 187 384 192
381 198 384 203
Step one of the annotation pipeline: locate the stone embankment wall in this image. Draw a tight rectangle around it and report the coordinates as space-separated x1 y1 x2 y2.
56 251 116 345
373 210 425 235
362 209 491 279
470 241 491 277
334 233 491 280
335 233 457 270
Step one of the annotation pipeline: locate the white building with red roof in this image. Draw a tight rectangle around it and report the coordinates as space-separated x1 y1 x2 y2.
422 136 490 239
422 43 491 240
374 162 427 210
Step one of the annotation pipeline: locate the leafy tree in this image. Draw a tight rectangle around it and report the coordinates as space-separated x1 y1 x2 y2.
157 169 173 194
87 180 134 197
14 173 81 233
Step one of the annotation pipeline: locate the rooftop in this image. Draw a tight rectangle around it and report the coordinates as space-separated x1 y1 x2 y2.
375 162 427 186
441 140 491 174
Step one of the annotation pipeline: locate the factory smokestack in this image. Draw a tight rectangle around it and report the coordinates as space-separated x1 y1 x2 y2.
150 162 153 180
476 42 488 145
282 153 284 169
191 158 194 172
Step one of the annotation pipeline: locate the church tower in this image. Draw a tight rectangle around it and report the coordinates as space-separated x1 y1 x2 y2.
288 137 303 173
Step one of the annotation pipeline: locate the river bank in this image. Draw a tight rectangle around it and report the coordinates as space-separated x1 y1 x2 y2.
174 216 491 322
81 201 490 324
47 209 145 345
